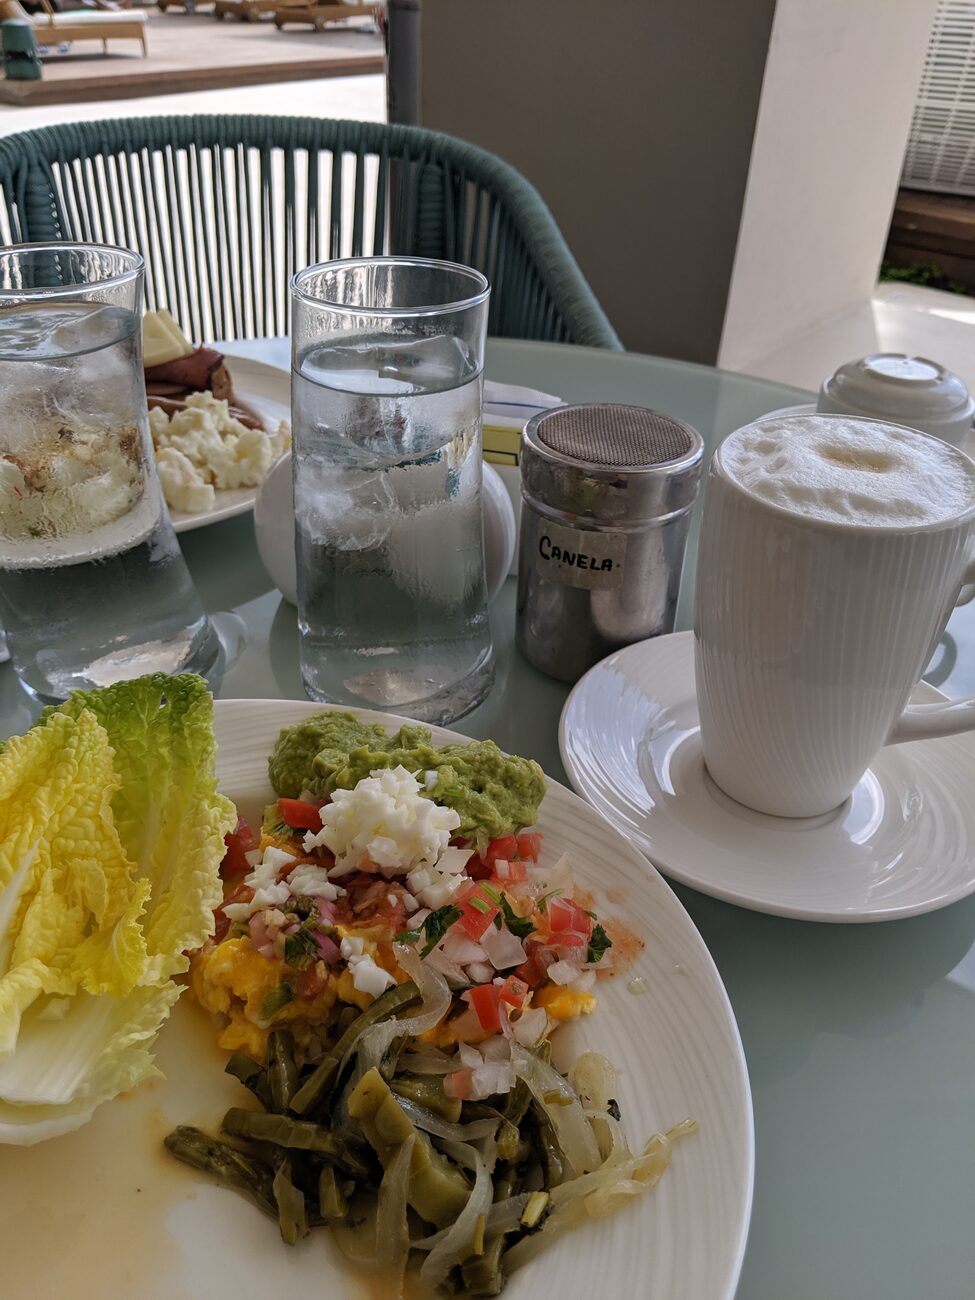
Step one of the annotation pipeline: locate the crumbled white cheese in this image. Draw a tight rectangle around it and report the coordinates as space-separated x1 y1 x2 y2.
304 765 460 877
351 953 396 997
155 446 215 514
338 934 395 997
406 842 472 909
285 862 342 902
222 844 346 923
149 392 290 513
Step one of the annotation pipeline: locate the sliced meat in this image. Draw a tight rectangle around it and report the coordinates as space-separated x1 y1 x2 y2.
145 381 188 398
145 346 229 396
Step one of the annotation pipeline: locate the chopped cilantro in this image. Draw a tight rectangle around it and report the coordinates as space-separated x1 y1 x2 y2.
586 923 612 966
283 928 319 969
419 904 463 956
395 904 464 957
536 889 562 912
498 893 535 940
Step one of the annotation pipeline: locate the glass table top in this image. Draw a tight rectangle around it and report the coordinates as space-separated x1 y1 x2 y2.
3 338 973 1299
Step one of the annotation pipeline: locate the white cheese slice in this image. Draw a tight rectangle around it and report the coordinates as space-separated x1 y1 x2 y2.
144 308 194 368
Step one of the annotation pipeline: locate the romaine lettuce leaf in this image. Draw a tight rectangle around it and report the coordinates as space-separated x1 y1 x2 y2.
41 674 236 983
0 674 236 1144
0 984 180 1144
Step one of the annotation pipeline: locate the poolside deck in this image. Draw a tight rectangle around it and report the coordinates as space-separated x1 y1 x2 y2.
0 6 383 106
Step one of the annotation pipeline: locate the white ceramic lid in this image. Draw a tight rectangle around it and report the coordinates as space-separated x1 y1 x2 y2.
817 353 975 445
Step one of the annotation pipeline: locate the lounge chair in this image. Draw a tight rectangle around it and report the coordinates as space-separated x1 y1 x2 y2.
273 1 381 30
0 0 148 54
213 0 303 21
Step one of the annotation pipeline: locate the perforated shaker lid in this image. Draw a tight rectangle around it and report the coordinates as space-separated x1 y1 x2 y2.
520 403 704 523
817 353 975 446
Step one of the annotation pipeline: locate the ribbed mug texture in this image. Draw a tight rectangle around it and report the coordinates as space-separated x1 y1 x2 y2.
694 457 975 817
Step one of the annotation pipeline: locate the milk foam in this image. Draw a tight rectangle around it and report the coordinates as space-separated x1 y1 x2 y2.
718 415 975 527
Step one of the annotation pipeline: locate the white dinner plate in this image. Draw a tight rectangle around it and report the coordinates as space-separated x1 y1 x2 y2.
1 699 753 1300
560 630 975 922
168 353 291 535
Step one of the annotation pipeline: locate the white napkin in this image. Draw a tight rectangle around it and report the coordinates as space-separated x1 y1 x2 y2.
482 382 562 576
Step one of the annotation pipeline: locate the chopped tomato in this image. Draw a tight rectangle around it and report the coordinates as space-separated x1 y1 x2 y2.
293 963 329 1001
469 983 503 1033
444 1067 474 1101
455 886 500 941
552 930 588 949
514 941 548 989
498 975 529 1009
466 856 493 881
547 896 593 939
277 798 324 833
492 858 528 885
486 835 519 863
221 816 258 882
516 832 542 862
467 834 528 879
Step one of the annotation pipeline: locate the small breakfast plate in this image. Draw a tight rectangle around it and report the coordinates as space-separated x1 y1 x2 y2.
168 354 290 535
1 699 753 1300
560 630 975 923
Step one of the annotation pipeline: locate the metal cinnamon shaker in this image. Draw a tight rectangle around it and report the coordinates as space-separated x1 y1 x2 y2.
516 403 704 682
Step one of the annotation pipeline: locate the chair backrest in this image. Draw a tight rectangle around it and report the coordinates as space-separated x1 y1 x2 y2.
0 115 621 348
0 1 37 24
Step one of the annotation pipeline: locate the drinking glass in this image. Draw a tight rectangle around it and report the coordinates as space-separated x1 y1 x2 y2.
290 257 494 725
0 243 222 703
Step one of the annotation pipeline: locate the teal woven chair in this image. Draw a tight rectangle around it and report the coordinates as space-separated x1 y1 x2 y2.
0 115 621 348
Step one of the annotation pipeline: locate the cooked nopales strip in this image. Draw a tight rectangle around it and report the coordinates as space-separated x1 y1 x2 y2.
166 957 694 1295
0 674 235 1145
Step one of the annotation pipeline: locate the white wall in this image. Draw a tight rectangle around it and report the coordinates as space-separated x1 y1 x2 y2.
416 0 777 364
718 0 938 373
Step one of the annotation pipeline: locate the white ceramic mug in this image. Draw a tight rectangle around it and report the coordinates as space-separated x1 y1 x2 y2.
694 414 975 818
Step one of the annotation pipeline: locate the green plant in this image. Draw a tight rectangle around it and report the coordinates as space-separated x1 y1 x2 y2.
879 259 968 294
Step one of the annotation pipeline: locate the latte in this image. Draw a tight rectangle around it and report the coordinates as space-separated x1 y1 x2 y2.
717 414 975 528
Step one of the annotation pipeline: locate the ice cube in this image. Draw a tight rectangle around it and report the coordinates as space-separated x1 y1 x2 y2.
46 305 132 358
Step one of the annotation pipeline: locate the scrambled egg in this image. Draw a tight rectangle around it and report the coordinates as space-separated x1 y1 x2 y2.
533 983 597 1023
191 927 398 1062
150 392 290 514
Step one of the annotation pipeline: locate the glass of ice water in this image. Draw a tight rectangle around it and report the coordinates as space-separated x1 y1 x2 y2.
290 257 494 724
0 243 222 703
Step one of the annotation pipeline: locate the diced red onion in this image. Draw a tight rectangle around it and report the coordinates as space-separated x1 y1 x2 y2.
470 1060 515 1098
511 1007 548 1046
424 946 468 986
249 912 270 951
547 959 583 986
313 931 341 965
480 923 526 971
466 961 494 985
441 930 488 965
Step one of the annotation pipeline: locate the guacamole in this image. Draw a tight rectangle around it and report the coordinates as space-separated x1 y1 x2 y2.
268 710 546 847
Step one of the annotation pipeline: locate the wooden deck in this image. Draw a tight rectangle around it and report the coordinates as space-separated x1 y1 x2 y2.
885 188 975 295
0 6 383 105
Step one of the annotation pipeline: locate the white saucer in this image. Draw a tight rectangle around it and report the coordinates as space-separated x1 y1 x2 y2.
559 630 975 922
